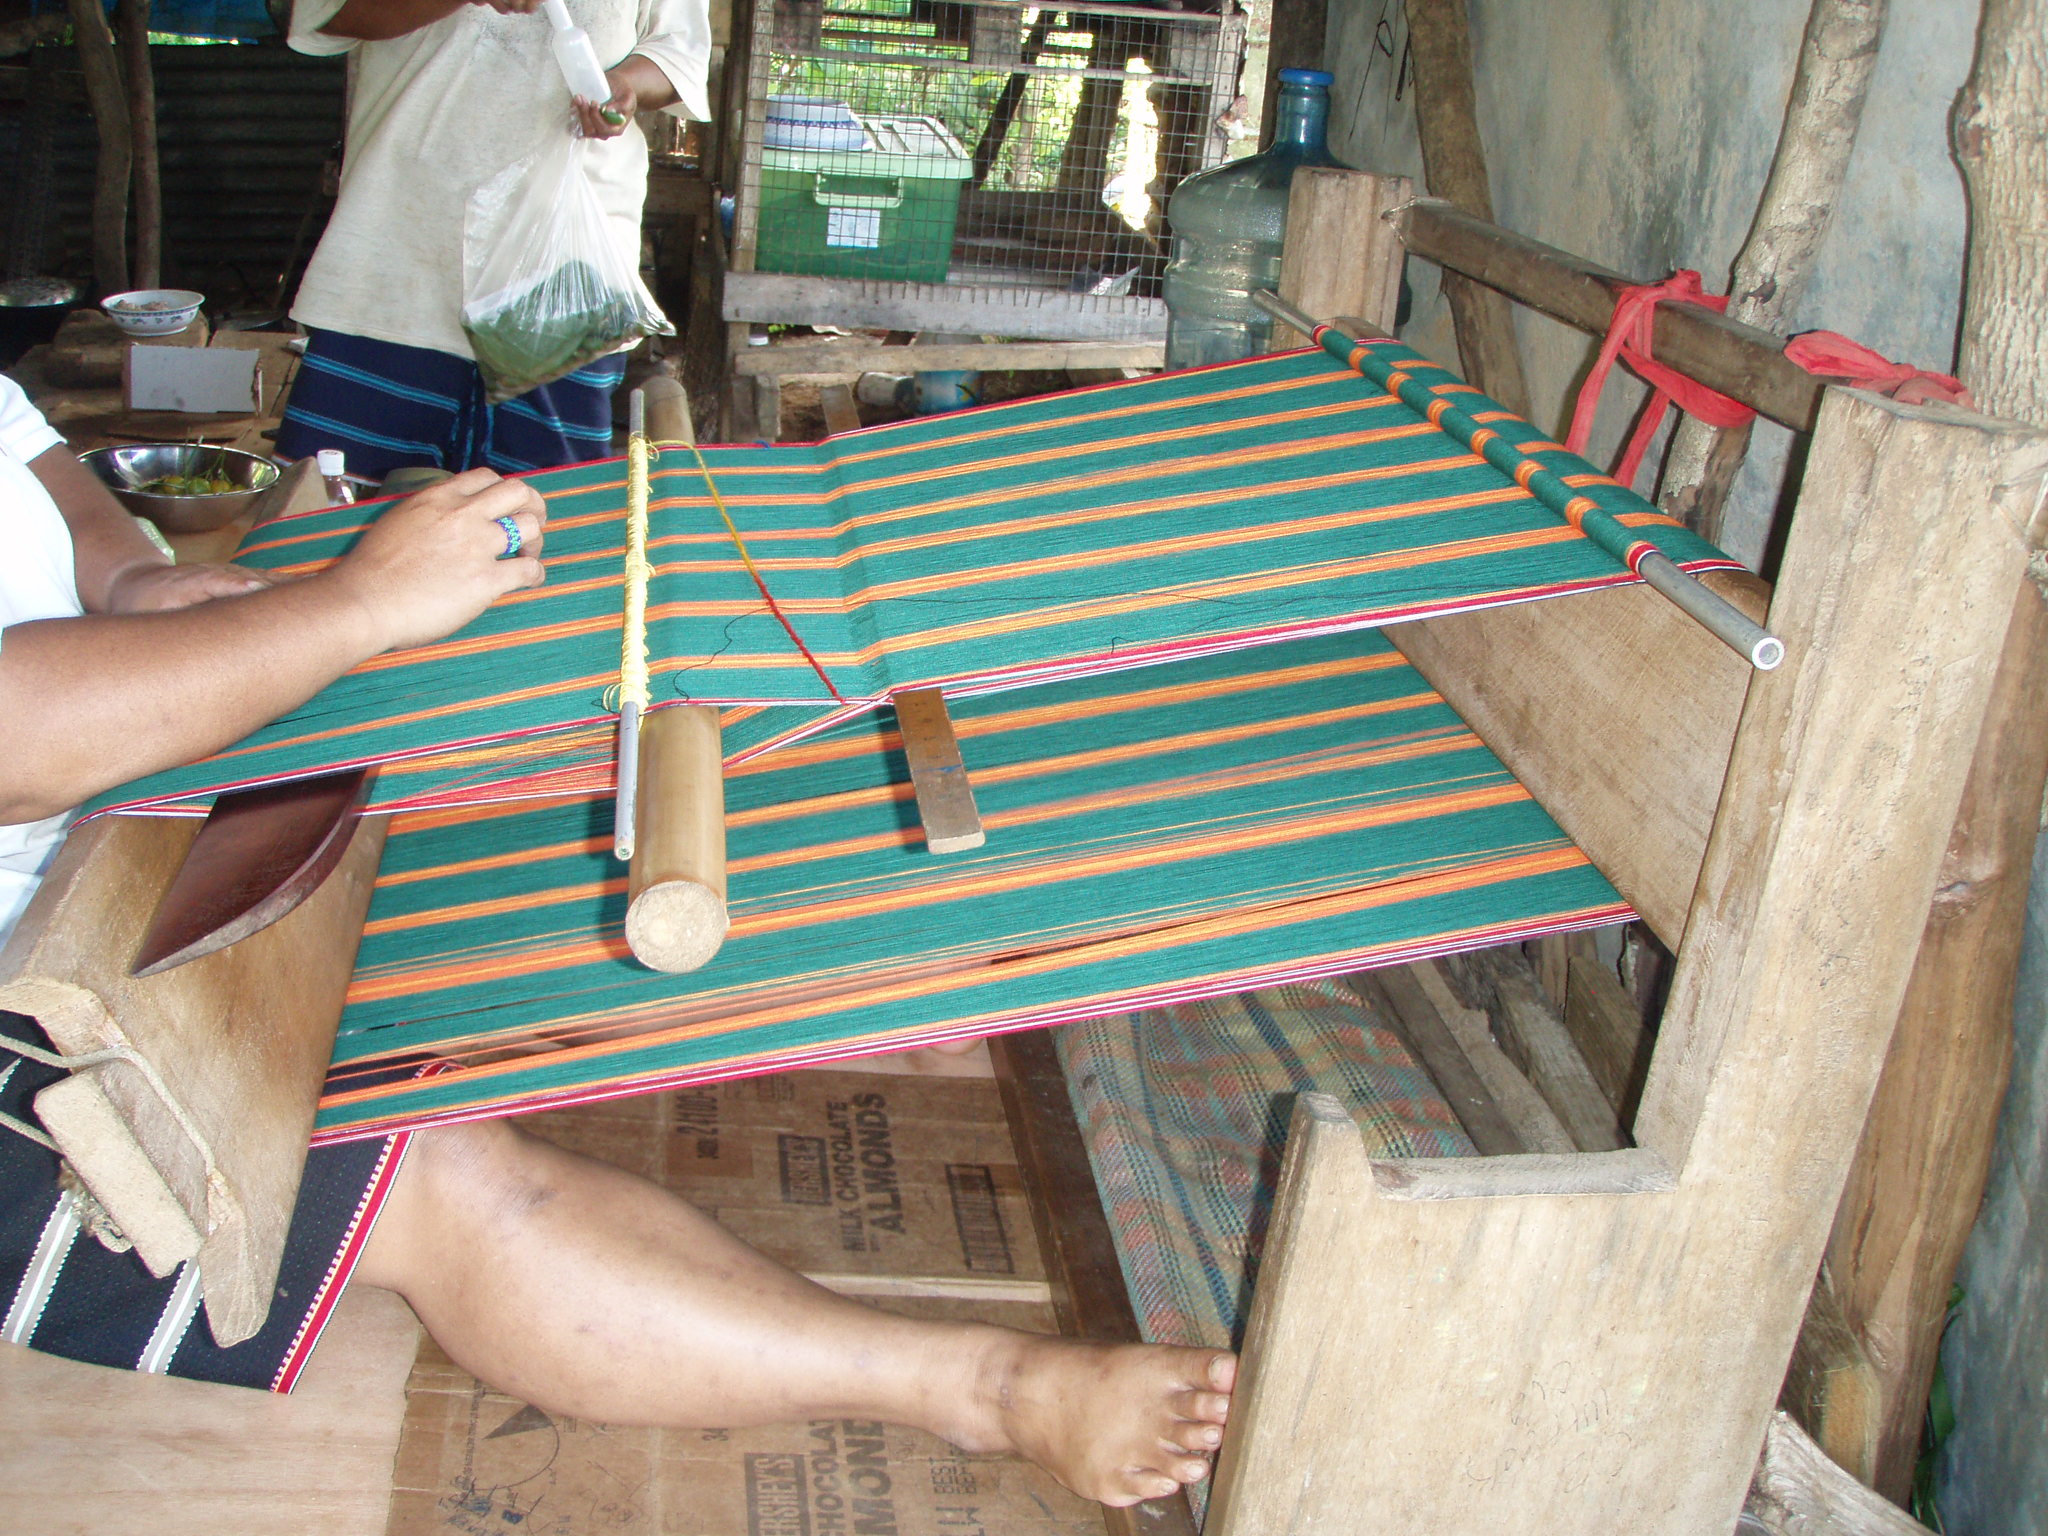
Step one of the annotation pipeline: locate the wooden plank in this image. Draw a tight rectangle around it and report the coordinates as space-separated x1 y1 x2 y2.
1202 389 2048 1534
1445 946 1625 1152
1565 950 1655 1124
893 688 986 854
1823 15 2048 1494
1404 0 1532 416
734 338 1165 376
988 1029 1200 1536
723 271 1169 341
817 381 862 437
1354 965 1552 1156
0 813 386 1345
1746 1412 1936 1536
0 1285 417 1536
1384 564 1767 949
1780 1269 1883 1484
1272 169 1411 348
1400 201 1828 431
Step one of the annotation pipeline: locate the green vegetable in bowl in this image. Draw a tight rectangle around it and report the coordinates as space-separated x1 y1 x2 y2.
138 472 239 496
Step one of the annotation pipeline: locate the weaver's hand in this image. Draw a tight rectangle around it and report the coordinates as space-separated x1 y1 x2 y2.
326 468 547 654
102 561 277 615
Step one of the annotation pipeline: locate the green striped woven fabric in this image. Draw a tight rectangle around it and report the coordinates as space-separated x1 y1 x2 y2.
314 630 1627 1139
103 341 1732 816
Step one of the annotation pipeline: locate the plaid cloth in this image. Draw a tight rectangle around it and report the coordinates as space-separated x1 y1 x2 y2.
1058 979 1470 1350
1057 980 1470 1522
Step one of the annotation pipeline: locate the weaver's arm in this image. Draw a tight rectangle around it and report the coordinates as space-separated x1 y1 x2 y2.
0 466 547 823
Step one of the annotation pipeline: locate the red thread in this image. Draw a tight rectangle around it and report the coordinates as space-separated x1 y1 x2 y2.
1566 271 1753 491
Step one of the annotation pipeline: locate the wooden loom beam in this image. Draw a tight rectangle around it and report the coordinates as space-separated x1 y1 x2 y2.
1203 388 2048 1533
0 812 387 1346
1398 201 1828 432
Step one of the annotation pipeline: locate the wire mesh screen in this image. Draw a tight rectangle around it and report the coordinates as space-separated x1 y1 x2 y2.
740 0 1244 299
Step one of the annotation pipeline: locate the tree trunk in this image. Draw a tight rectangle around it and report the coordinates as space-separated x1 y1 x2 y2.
1404 0 1531 417
1824 0 2048 1501
1660 0 1887 544
65 0 130 297
117 0 159 292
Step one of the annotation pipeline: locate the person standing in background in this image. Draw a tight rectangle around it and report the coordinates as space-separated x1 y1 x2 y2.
275 0 710 477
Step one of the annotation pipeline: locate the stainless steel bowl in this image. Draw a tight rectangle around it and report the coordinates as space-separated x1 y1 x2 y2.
78 444 280 534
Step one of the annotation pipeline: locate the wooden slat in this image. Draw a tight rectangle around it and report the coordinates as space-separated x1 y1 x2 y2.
1444 947 1625 1152
817 382 861 437
892 688 986 854
1400 201 1827 431
735 338 1165 376
723 271 1168 341
989 1029 1200 1536
1353 965 1540 1156
1272 169 1411 349
1564 950 1655 1125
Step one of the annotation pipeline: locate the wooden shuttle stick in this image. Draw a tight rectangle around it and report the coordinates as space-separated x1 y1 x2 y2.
623 703 729 973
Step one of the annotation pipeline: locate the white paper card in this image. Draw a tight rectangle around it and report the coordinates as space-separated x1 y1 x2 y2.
126 345 260 414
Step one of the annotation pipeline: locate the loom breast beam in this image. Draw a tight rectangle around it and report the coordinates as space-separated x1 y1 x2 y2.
1251 290 1785 671
618 378 732 973
128 768 375 976
0 810 386 1347
892 687 987 854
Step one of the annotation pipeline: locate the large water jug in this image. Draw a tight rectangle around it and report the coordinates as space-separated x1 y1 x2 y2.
1162 69 1342 369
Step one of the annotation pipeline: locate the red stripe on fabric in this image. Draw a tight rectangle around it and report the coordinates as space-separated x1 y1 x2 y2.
268 1127 409 1393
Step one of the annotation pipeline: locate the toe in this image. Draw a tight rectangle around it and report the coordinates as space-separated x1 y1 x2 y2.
1171 1456 1212 1486
1205 1352 1238 1391
1172 1387 1231 1424
1166 1419 1223 1454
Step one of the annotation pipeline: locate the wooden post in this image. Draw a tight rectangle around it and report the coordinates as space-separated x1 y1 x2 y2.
1660 0 1888 540
1203 388 2048 1534
1822 0 2048 1497
115 0 159 292
1272 168 1410 346
1402 0 1531 416
65 0 130 297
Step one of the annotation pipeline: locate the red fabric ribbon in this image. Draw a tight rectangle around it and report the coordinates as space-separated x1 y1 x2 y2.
1781 330 1974 410
1566 273 1978 492
1564 270 1754 491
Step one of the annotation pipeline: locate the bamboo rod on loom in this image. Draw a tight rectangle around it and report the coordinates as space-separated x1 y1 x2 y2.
1253 290 1784 671
619 380 731 974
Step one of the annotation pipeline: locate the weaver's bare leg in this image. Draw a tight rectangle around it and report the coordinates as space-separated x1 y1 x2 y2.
355 1119 1234 1508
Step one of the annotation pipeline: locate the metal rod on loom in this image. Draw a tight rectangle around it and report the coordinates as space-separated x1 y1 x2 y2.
614 388 651 861
1252 290 1785 671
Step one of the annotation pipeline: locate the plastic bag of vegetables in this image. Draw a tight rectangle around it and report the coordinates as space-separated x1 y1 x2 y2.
461 133 672 403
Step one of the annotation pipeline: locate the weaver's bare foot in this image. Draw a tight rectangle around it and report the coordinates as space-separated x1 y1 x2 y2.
945 1334 1236 1507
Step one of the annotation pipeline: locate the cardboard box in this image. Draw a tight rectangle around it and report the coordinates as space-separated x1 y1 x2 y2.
384 1074 1101 1536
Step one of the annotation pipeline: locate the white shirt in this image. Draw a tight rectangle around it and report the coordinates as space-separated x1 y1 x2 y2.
288 0 711 360
0 377 80 944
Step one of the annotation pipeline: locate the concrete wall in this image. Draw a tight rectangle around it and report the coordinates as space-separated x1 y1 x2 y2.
1322 5 2041 1529
1328 0 1971 570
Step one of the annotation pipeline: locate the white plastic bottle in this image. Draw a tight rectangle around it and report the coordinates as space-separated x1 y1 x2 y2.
316 448 354 506
542 0 614 109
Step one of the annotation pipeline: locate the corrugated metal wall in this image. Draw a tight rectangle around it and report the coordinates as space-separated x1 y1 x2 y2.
0 36 343 306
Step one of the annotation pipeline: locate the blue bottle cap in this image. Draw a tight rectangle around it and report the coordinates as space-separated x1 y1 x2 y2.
1278 68 1335 88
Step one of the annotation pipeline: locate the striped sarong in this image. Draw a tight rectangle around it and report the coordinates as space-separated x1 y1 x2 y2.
0 1012 408 1392
274 327 627 479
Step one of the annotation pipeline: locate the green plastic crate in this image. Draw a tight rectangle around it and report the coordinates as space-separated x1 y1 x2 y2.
755 109 972 283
